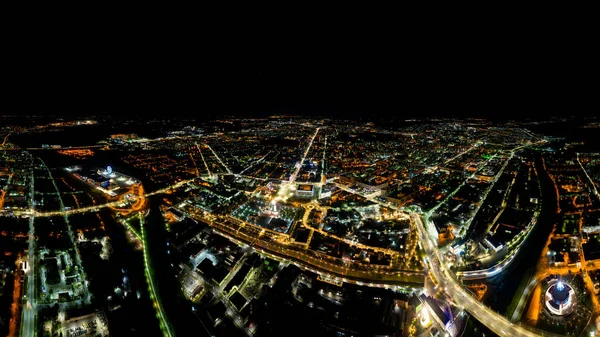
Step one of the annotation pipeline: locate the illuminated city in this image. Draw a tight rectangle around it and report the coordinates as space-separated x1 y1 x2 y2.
0 115 598 337
2 19 597 336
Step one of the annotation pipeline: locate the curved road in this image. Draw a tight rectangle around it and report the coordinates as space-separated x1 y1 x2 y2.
412 213 561 337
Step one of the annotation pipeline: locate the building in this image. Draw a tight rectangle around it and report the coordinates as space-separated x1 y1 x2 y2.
420 294 449 330
295 184 315 199
110 134 138 143
64 308 96 324
412 294 450 332
545 279 576 316
166 207 185 222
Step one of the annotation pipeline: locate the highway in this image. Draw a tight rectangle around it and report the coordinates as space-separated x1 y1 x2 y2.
412 213 562 337
289 127 320 184
21 168 36 337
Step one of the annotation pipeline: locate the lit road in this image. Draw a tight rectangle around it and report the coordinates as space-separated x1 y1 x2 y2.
7 179 195 218
510 275 545 322
195 143 212 177
204 143 233 174
239 150 272 176
22 214 35 336
321 135 327 174
412 213 561 337
1 133 10 147
577 153 600 199
458 210 540 281
140 213 175 337
185 263 249 334
424 151 499 224
41 160 90 303
440 141 481 167
299 203 402 258
332 145 560 337
426 141 546 222
23 145 105 150
441 141 548 279
7 174 192 335
289 127 320 184
458 151 514 236
21 164 36 337
410 141 560 337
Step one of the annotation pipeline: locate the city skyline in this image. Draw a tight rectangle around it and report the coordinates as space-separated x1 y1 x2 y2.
1 115 599 336
2 18 599 337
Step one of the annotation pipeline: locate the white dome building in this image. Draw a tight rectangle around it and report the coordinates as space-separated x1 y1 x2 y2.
545 280 576 316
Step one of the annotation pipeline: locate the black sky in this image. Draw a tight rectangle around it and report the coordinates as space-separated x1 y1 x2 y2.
3 19 597 119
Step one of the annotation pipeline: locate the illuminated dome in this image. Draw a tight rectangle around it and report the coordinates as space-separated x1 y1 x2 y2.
550 282 569 304
545 280 576 316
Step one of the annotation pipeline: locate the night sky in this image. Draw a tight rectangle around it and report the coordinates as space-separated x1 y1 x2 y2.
4 22 596 119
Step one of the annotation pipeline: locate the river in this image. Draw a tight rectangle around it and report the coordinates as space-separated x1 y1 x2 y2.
480 151 559 315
